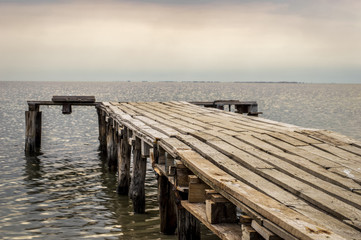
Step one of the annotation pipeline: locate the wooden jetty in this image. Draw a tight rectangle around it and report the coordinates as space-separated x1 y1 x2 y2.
25 96 98 152
25 97 361 240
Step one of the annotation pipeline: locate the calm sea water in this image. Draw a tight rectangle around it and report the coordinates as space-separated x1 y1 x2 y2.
0 81 360 239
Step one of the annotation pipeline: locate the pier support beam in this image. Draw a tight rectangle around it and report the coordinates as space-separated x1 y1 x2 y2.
158 174 177 234
25 107 42 154
106 118 118 171
177 206 200 240
117 127 131 195
97 108 107 153
129 137 147 213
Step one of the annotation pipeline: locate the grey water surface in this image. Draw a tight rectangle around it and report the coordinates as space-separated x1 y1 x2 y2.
0 81 360 239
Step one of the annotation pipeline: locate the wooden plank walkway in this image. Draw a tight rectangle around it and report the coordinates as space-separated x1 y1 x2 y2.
97 101 361 240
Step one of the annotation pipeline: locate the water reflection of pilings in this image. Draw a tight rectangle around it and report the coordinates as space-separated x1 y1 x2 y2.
97 152 163 239
23 154 43 181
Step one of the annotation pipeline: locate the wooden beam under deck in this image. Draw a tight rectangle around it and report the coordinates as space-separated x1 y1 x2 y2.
97 101 361 240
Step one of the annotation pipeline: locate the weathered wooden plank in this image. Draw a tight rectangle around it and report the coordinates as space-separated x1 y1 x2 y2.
224 133 361 191
300 145 361 173
182 201 243 240
246 115 308 130
251 220 282 240
135 116 180 137
126 103 204 133
159 137 192 153
205 129 361 185
176 149 345 240
299 130 351 146
258 168 361 227
178 135 361 229
106 103 169 144
247 132 343 168
282 131 323 145
338 145 361 157
329 167 361 185
254 132 361 173
263 220 298 240
175 135 361 237
314 144 361 164
265 132 308 146
51 95 95 103
206 139 361 209
114 102 139 116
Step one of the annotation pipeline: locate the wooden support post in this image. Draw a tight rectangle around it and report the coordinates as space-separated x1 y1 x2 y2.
216 104 224 110
165 153 174 175
239 213 253 225
158 174 177 234
117 128 131 195
242 225 262 240
141 140 150 158
127 128 134 145
235 102 259 116
177 206 201 240
106 118 117 171
97 108 107 152
25 107 42 154
205 193 237 224
129 137 147 213
188 175 208 203
175 160 192 187
158 147 166 165
248 104 259 116
61 103 72 114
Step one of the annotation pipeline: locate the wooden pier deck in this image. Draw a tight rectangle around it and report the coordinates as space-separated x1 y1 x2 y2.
96 101 361 240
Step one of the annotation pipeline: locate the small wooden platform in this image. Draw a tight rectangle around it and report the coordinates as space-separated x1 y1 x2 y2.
97 101 361 240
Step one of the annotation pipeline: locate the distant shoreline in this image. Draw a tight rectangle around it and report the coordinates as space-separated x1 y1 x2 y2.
3 80 361 84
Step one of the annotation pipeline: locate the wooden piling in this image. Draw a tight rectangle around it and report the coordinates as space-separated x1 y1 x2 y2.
158 174 177 234
205 193 237 224
129 137 147 213
177 206 201 240
25 108 42 153
106 118 117 171
117 127 131 195
158 147 166 164
97 108 107 152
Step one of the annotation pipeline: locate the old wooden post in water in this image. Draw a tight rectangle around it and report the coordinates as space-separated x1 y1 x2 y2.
129 137 147 213
25 96 97 154
25 103 42 153
117 127 131 194
97 108 107 153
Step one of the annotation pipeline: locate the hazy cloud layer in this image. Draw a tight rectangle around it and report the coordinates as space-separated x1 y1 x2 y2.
0 0 360 82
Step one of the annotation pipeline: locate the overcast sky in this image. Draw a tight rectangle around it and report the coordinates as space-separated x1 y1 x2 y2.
0 0 360 82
